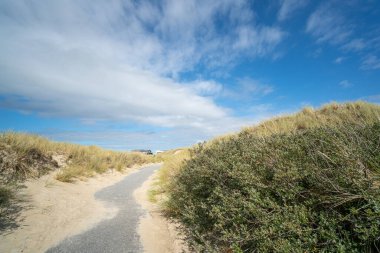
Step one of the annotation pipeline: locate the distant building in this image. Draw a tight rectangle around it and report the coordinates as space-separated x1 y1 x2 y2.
132 149 153 155
155 150 164 155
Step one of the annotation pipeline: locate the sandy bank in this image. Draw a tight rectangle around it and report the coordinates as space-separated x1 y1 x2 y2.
134 171 188 253
0 167 139 253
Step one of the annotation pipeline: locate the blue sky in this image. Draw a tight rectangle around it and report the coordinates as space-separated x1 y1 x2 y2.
0 0 379 151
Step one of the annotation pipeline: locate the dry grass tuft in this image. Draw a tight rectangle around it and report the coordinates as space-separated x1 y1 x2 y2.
0 132 154 183
242 101 380 137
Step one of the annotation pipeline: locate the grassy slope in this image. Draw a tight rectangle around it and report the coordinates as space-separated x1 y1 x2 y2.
0 132 154 182
149 148 190 202
165 101 380 252
160 101 380 197
242 101 379 136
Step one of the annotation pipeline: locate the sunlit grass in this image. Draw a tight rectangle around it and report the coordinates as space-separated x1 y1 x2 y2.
0 132 154 183
149 148 190 203
242 101 380 136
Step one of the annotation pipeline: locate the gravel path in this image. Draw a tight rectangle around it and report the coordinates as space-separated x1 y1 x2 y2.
46 164 160 253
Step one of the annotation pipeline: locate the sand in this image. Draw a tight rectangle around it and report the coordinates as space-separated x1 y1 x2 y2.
134 171 188 253
0 168 137 253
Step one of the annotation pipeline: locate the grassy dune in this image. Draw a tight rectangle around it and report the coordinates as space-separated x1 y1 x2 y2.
165 101 380 252
0 132 154 215
242 101 380 136
0 132 154 183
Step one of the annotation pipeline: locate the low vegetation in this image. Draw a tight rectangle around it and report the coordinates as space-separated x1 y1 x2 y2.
0 186 12 213
165 101 380 252
149 148 190 203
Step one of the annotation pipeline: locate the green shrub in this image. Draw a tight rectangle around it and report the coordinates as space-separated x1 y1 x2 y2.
167 122 380 252
0 186 12 207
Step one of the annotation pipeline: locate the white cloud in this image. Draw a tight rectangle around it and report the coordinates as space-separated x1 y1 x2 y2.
306 3 352 45
334 57 345 64
238 78 274 96
233 26 285 55
220 78 274 102
41 128 212 151
0 0 284 134
339 80 353 88
305 2 380 75
343 39 366 52
361 55 380 70
40 114 258 151
189 80 223 96
278 0 308 21
306 1 379 72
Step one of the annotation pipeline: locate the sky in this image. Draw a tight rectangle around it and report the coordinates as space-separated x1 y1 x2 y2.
0 0 379 151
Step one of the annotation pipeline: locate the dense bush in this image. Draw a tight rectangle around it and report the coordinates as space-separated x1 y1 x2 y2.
167 123 380 252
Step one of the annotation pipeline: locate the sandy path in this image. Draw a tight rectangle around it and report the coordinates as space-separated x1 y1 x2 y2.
0 166 142 253
46 164 159 253
134 170 188 253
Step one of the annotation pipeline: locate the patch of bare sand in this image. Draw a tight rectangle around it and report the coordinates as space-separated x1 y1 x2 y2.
134 171 188 253
0 167 140 253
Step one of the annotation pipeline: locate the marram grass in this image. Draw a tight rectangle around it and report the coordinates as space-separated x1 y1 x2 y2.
0 132 154 183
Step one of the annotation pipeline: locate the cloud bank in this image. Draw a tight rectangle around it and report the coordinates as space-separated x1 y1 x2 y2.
0 0 285 136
